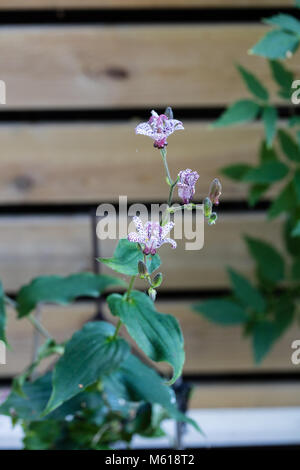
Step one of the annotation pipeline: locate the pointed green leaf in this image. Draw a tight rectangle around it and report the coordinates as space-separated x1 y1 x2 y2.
242 160 289 184
98 239 160 276
278 129 300 162
259 141 278 163
0 282 7 344
248 184 269 207
107 290 184 385
193 299 248 325
262 106 277 148
284 218 300 254
291 220 300 237
227 268 266 313
213 100 260 128
17 273 124 318
44 321 130 415
221 163 252 181
250 29 299 59
264 14 300 34
268 181 296 219
245 236 284 283
269 60 294 99
253 321 279 364
104 354 201 433
237 65 269 101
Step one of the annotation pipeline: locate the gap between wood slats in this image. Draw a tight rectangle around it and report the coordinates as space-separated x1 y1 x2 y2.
0 25 299 109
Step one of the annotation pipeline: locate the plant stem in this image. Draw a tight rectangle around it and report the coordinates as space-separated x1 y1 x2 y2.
160 148 173 187
28 312 52 340
112 275 136 340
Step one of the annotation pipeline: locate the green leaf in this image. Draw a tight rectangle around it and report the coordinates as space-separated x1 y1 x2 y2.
242 160 289 184
265 14 300 34
98 239 160 276
221 163 253 181
0 282 7 344
237 65 269 101
278 129 300 162
291 220 300 237
17 273 124 318
289 116 300 127
269 60 294 99
253 298 294 363
262 106 277 148
248 184 269 207
284 217 300 255
293 168 300 203
44 321 130 415
227 268 266 313
244 236 284 283
250 29 300 59
212 100 260 128
259 141 278 163
268 181 296 219
107 291 184 385
105 354 201 433
292 258 300 279
252 321 280 363
193 299 248 325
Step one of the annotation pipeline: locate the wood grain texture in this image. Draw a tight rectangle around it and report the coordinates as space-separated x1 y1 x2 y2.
0 1 294 8
0 25 298 109
1 303 96 377
0 213 281 292
190 382 300 408
0 122 269 203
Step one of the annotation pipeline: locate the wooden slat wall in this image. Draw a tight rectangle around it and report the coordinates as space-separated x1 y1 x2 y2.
0 1 294 8
0 25 299 109
0 122 270 203
0 214 281 292
0 0 298 413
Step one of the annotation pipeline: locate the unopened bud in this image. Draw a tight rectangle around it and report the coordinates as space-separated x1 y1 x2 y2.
208 212 218 225
148 287 157 302
138 260 147 277
204 197 212 218
209 178 222 205
152 272 163 288
164 106 174 119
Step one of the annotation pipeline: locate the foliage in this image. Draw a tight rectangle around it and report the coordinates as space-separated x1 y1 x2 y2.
195 2 300 363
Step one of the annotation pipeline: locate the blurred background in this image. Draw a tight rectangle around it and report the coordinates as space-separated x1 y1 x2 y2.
0 0 300 449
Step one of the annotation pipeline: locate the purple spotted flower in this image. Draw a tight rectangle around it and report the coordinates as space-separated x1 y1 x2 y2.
177 169 199 204
128 216 176 255
135 110 184 149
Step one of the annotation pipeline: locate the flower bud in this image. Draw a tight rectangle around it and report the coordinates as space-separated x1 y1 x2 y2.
204 197 212 218
138 260 147 277
164 106 174 119
148 287 157 301
209 178 222 205
152 272 163 288
208 212 218 225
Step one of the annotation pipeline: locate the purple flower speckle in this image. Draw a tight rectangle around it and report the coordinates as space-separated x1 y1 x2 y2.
128 216 176 255
177 168 199 204
135 110 184 149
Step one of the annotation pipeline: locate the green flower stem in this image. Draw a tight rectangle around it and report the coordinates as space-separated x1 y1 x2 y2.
5 295 52 340
28 312 52 340
160 148 173 187
112 275 136 340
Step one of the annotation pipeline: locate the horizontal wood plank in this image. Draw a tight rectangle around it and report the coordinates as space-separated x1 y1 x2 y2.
190 382 300 408
2 299 299 379
1 303 96 377
0 1 293 8
0 213 281 292
0 122 271 203
0 25 298 109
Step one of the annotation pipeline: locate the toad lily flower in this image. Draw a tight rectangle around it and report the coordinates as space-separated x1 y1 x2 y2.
135 110 184 149
177 168 199 205
128 216 176 255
